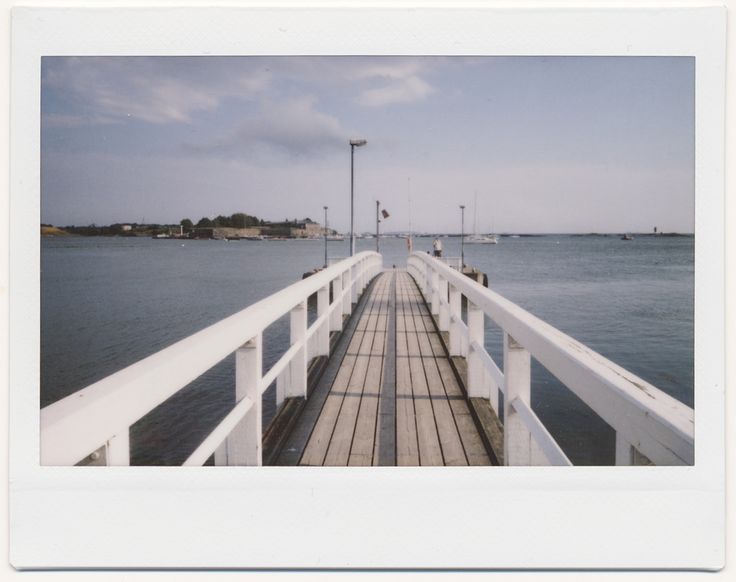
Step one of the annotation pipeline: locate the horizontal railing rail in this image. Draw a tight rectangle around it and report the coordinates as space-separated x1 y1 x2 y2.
407 252 694 466
41 251 383 466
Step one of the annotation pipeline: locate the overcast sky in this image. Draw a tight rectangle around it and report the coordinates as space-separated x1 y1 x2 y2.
41 56 694 233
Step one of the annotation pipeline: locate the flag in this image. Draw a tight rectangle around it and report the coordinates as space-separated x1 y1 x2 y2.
381 209 389 219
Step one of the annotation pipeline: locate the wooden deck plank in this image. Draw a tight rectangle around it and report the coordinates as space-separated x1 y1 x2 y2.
403 277 465 466
348 278 389 466
426 333 493 465
395 273 420 465
324 274 388 465
272 269 495 467
275 276 380 465
299 277 386 466
375 271 397 466
402 279 444 466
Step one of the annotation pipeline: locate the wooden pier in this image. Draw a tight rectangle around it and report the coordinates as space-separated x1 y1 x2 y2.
40 251 693 468
272 271 494 466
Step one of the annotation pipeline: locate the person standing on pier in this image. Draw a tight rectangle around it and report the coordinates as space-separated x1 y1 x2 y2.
433 237 443 257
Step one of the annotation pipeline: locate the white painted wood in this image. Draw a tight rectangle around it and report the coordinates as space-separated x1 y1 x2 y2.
510 397 572 466
430 270 440 316
226 335 262 465
438 277 449 331
288 300 308 398
406 252 694 466
213 441 227 466
330 277 343 331
503 332 532 466
317 285 330 357
40 251 379 465
342 270 352 316
105 431 130 466
448 286 462 356
351 264 358 304
466 303 485 398
184 396 254 466
615 432 635 466
471 339 505 395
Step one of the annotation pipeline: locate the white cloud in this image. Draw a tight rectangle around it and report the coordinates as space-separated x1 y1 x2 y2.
43 57 272 125
186 96 349 158
356 75 434 107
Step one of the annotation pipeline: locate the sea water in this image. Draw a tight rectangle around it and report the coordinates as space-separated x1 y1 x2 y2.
40 234 693 465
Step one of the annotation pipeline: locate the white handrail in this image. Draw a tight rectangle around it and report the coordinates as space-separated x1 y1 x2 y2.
41 251 382 465
408 251 694 466
509 398 572 466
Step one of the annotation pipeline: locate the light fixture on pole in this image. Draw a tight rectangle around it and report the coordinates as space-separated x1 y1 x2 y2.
323 205 328 268
460 204 466 268
349 138 367 256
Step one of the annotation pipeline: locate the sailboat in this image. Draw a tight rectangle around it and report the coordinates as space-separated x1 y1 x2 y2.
465 193 498 244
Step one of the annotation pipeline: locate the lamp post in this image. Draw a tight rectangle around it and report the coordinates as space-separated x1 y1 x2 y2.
323 206 328 268
460 204 466 268
375 201 380 253
349 138 367 256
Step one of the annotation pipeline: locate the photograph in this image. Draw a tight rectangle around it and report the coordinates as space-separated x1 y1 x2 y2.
39 55 695 468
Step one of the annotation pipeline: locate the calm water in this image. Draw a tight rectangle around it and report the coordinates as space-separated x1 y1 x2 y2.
41 235 693 465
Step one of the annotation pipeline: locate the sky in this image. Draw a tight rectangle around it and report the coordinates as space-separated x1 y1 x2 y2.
40 56 695 233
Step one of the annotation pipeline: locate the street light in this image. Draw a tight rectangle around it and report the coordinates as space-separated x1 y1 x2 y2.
460 204 466 268
323 206 328 268
349 138 367 256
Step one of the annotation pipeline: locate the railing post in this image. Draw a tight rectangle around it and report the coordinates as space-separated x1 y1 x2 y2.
222 334 262 466
448 285 462 356
615 432 635 465
317 284 330 356
342 270 352 316
287 300 308 398
351 264 359 304
330 276 343 331
503 332 532 466
106 431 130 466
438 277 449 331
430 270 440 316
467 302 485 397
424 262 431 297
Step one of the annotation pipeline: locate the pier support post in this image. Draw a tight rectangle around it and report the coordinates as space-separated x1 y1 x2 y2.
615 432 635 465
467 302 485 397
503 332 532 466
430 270 440 316
288 300 308 399
448 285 462 356
438 277 449 331
330 276 343 331
351 264 359 304
342 270 352 316
106 431 130 466
222 334 262 466
317 284 330 356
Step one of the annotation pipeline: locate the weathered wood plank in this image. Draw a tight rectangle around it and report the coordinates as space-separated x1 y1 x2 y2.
395 273 420 465
299 276 386 465
375 271 397 466
275 276 381 465
404 291 443 466
325 274 388 465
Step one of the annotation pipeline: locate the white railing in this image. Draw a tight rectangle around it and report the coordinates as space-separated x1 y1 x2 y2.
407 252 694 466
41 252 383 466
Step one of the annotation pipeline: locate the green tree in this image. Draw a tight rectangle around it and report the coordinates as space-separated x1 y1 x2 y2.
180 218 194 231
230 213 247 228
196 217 213 227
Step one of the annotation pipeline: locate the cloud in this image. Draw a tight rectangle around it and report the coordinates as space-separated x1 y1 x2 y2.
356 75 434 107
42 57 272 125
186 96 349 159
349 59 435 107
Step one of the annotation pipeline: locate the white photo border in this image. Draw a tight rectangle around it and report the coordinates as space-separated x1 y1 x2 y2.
9 4 726 569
